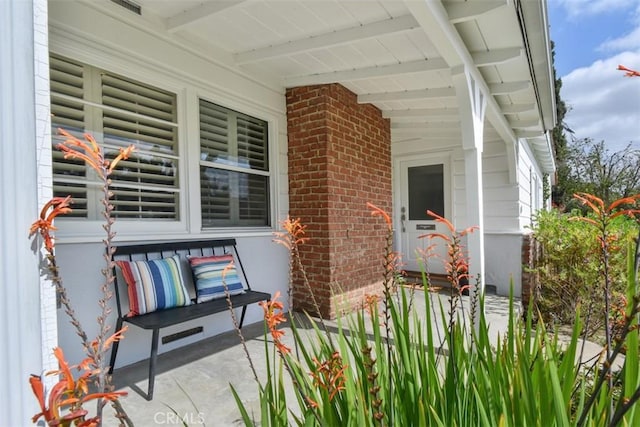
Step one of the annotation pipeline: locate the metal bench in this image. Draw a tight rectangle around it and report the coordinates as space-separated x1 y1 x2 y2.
108 238 270 400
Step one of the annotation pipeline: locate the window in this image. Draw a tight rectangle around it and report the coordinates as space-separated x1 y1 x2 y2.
49 54 273 233
199 99 270 227
50 55 180 220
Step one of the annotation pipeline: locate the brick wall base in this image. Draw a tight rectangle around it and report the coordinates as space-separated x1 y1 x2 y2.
521 233 541 310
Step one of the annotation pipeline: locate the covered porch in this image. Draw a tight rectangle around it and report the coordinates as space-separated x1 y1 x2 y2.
1 0 556 422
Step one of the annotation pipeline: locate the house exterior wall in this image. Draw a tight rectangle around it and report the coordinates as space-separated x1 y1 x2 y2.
286 84 392 318
484 139 546 297
518 139 545 230
480 139 523 297
48 1 290 368
392 136 530 296
452 139 520 232
0 0 55 423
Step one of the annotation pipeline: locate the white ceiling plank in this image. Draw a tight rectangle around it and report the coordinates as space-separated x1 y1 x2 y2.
383 108 458 118
508 119 540 129
358 87 455 103
489 81 530 94
471 48 522 67
444 1 508 24
166 0 246 33
392 121 459 129
235 14 419 64
391 128 460 137
501 103 535 114
515 130 544 138
284 58 448 87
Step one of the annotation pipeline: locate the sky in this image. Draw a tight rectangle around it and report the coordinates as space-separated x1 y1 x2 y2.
547 0 640 152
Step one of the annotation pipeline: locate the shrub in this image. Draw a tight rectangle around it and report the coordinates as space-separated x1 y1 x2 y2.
530 207 636 335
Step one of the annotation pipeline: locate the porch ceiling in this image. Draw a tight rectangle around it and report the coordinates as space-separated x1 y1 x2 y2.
112 0 556 172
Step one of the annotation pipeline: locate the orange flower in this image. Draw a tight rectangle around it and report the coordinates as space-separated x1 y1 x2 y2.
418 211 476 291
259 291 290 355
364 293 380 315
305 396 319 409
273 216 308 250
367 202 392 230
57 129 103 174
108 145 136 173
425 209 478 237
31 347 126 426
309 352 348 401
618 65 640 77
29 196 73 252
56 128 135 176
572 193 640 224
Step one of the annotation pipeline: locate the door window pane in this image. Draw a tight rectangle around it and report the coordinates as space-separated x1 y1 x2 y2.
408 164 444 220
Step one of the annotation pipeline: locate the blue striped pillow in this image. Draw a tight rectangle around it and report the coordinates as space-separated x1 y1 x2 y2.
116 255 191 316
188 254 245 303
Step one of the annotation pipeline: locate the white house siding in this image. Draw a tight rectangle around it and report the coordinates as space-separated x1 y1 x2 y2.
478 139 546 298
475 139 523 297
0 0 55 423
483 139 546 297
452 139 520 233
393 135 526 296
49 1 289 368
518 139 545 230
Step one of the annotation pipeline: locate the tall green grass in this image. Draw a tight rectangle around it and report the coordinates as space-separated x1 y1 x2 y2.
231 210 640 426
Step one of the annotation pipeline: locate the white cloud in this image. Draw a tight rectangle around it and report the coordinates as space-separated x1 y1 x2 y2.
598 3 640 52
598 26 640 52
561 50 640 152
552 0 632 18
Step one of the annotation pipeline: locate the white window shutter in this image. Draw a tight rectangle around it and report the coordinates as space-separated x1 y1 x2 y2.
199 100 270 227
50 55 180 220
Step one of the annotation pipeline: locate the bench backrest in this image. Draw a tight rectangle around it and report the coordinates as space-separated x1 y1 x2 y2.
111 239 250 319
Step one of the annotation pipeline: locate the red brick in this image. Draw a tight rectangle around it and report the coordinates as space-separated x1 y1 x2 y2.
286 83 392 318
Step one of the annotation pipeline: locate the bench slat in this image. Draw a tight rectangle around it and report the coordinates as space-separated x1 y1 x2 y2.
123 290 270 329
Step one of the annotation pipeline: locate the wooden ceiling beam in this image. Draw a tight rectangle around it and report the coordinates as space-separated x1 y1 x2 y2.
236 14 419 64
444 0 509 24
167 0 246 33
284 58 448 87
358 87 455 103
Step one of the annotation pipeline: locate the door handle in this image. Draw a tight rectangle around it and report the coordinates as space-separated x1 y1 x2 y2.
400 206 406 232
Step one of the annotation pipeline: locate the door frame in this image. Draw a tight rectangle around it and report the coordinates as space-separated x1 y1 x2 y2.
393 151 453 273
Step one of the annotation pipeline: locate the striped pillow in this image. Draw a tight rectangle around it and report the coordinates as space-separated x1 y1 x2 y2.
188 254 245 303
116 255 191 316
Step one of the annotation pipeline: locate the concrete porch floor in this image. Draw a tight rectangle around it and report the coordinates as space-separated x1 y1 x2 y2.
102 291 602 426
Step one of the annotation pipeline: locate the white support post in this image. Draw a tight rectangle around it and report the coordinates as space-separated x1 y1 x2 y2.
0 0 54 423
452 66 487 323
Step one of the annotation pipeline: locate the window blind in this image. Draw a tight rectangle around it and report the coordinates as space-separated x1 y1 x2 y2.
199 99 270 227
50 55 88 217
101 72 179 219
50 55 179 220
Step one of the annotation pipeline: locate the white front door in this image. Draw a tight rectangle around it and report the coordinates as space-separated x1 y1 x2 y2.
398 155 451 275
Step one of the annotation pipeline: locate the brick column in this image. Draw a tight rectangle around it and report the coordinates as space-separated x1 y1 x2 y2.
286 84 392 318
521 233 540 310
